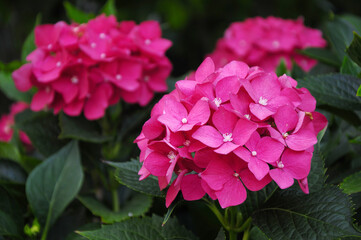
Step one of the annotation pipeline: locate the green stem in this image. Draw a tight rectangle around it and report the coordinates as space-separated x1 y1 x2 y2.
234 217 252 232
229 231 238 240
40 225 49 240
242 225 251 240
203 199 228 230
112 188 119 212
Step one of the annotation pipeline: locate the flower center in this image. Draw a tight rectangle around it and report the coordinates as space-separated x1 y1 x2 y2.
71 76 79 84
100 53 106 59
47 44 53 50
272 40 280 49
145 39 151 45
116 74 122 80
223 133 233 142
99 33 106 39
277 161 284 168
167 151 177 162
258 96 268 106
233 172 239 178
181 118 188 124
91 42 96 48
184 140 190 146
282 132 289 139
56 61 62 67
213 97 222 107
244 114 250 120
251 151 257 156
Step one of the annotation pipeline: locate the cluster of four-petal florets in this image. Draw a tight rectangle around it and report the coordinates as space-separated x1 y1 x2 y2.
12 14 172 120
136 57 327 208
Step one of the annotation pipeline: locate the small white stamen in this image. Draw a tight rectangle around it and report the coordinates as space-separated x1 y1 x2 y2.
47 44 53 50
144 75 150 82
100 53 106 59
244 114 250 120
56 61 62 67
272 40 280 49
116 74 122 80
184 140 190 146
277 161 284 168
162 110 166 115
71 76 79 84
201 97 209 101
233 172 239 178
128 212 133 217
167 151 177 162
99 33 106 39
251 151 257 156
145 39 151 45
282 132 289 139
181 118 188 124
258 96 268 106
213 97 222 107
223 133 233 142
91 42 96 48
73 26 79 33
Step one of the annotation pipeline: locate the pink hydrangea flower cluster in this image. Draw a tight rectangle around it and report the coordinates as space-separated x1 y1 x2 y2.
136 58 327 208
208 16 327 72
0 102 31 146
12 14 172 120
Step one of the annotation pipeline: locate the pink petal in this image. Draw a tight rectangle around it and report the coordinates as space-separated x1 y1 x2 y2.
274 105 298 133
282 149 312 179
257 137 284 163
201 159 233 191
12 63 33 92
215 76 241 102
232 118 258 145
269 168 294 189
311 112 328 134
250 72 280 101
194 148 220 168
233 146 251 162
166 181 180 207
217 61 249 80
286 127 317 151
239 169 271 191
63 100 84 116
142 117 164 140
297 177 309 194
248 157 270 180
181 174 206 201
212 108 238 134
249 103 275 121
144 152 170 176
84 84 112 120
195 57 215 83
215 178 247 208
192 126 223 148
201 179 217 200
187 99 211 126
214 142 239 154
30 88 54 111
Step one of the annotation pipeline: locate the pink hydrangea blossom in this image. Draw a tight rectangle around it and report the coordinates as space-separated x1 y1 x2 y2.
136 57 327 208
208 16 327 72
12 14 172 120
0 102 32 147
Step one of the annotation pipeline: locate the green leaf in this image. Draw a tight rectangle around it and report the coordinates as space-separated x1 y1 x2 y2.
249 226 269 240
64 1 95 23
297 73 361 110
358 86 361 97
66 223 100 240
26 141 83 235
0 142 21 163
78 215 197 240
0 187 23 238
341 56 361 76
253 186 361 239
21 14 41 62
101 0 117 16
162 200 183 226
300 48 340 67
340 171 361 194
110 159 164 197
78 193 152 223
0 160 27 185
214 228 226 240
15 110 68 157
347 32 361 68
275 59 289 77
306 146 327 193
324 17 355 62
342 14 361 36
59 113 111 143
0 71 34 102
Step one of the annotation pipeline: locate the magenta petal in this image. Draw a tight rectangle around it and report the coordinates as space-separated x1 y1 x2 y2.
175 80 197 97
138 165 151 181
282 149 312 179
212 108 238 134
269 168 294 189
201 159 233 190
232 118 258 145
201 179 217 200
63 100 84 116
84 84 111 120
233 146 251 162
239 169 271 191
286 128 317 151
158 176 168 190
187 99 211 126
144 152 170 176
311 112 328 134
181 174 206 201
274 105 298 133
215 178 247 208
257 137 284 163
248 157 269 180
215 76 241 102
298 177 309 194
12 63 33 92
195 57 215 83
194 148 220 168
218 61 249 80
30 89 54 111
158 114 182 132
142 117 164 140
249 103 275 120
251 72 280 100
192 126 223 148
214 142 239 154
166 181 180 207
